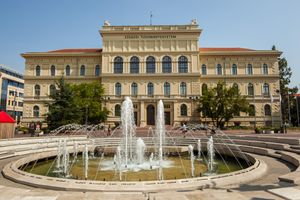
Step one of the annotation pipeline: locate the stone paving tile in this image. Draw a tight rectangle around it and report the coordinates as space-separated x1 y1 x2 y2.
269 187 300 200
22 197 57 200
149 190 250 200
240 190 283 200
0 196 22 200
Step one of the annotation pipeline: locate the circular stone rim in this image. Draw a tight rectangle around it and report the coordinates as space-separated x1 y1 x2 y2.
2 148 267 192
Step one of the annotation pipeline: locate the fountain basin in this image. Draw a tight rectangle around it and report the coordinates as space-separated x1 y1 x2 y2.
2 143 267 192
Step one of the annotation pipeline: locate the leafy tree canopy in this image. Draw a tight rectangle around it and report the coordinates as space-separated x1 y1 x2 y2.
45 77 108 130
197 82 250 128
71 82 109 124
45 76 81 130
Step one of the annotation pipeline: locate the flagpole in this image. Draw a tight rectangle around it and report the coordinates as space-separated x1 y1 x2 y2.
150 11 153 26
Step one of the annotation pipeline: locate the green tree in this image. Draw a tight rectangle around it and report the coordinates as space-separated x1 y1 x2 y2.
197 82 250 128
72 82 108 124
274 45 298 125
45 76 82 130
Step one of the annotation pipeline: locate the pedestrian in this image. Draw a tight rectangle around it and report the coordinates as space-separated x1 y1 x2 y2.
29 122 36 137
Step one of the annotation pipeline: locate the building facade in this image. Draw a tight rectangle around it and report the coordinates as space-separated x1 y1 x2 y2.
0 65 24 122
21 21 281 127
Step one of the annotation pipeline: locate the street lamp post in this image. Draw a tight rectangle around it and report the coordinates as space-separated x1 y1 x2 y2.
296 95 300 127
253 94 256 129
13 90 17 120
276 90 283 128
287 91 292 125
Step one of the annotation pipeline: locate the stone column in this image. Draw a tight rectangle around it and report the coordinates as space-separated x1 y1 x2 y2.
140 101 146 127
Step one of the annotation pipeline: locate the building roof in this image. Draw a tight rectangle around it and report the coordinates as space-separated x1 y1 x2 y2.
22 47 281 57
199 47 254 52
45 47 254 53
48 48 102 53
0 65 23 79
294 94 300 97
0 111 15 123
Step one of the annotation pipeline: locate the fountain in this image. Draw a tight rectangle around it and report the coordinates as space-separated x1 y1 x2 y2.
84 144 89 180
120 97 136 167
188 144 195 177
197 139 201 160
207 136 215 174
55 139 62 171
136 138 145 165
23 97 251 184
156 100 165 180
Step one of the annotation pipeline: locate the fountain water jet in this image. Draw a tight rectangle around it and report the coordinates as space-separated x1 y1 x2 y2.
84 144 89 180
207 136 215 174
136 138 145 165
188 144 195 177
121 97 136 167
156 100 165 180
197 139 201 160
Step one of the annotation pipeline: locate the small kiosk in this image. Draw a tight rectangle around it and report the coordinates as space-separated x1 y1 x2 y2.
0 111 16 139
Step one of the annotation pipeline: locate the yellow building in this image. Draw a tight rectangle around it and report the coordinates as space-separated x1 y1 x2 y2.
21 20 282 127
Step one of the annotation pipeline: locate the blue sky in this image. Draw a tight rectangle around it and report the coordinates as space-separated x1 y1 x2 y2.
0 0 299 87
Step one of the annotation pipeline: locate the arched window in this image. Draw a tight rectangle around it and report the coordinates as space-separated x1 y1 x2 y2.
180 82 187 96
130 56 139 73
115 104 121 117
36 65 41 76
80 65 85 76
49 84 56 96
202 83 208 95
50 65 55 76
115 83 121 97
147 82 154 96
95 65 101 76
263 83 270 95
232 64 237 75
247 64 253 75
264 104 271 116
178 56 188 73
114 57 123 74
232 83 239 95
164 82 170 96
263 64 268 75
146 56 155 73
131 82 138 96
201 64 207 75
162 56 172 73
180 104 187 116
249 105 255 116
248 83 254 96
34 85 40 96
216 64 222 75
33 105 40 117
65 65 70 76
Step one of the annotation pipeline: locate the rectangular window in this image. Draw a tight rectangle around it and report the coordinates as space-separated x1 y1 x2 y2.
9 90 14 96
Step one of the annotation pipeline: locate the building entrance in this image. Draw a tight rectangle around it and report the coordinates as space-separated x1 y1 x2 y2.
147 105 155 125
